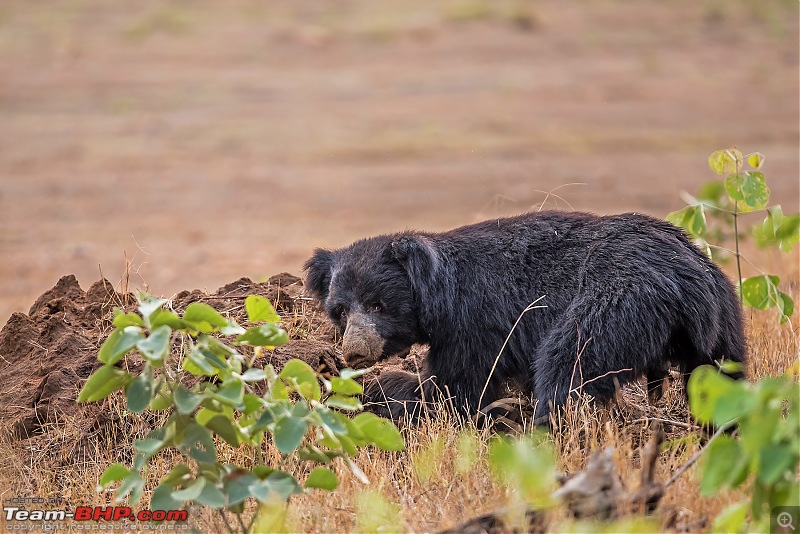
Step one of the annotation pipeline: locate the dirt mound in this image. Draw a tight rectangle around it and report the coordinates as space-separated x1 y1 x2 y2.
0 273 356 450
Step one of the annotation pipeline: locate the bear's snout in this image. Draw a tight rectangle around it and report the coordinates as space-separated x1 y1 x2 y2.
341 311 386 369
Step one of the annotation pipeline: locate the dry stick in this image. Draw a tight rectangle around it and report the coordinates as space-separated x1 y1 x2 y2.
534 182 587 212
475 296 547 415
413 355 431 424
216 509 235 534
664 420 736 489
731 151 745 304
631 417 698 431
236 512 249 534
570 367 634 396
568 333 593 393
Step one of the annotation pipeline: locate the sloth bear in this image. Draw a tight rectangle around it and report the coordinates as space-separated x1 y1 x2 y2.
304 211 745 422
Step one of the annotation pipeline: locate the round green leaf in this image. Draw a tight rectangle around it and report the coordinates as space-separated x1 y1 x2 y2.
273 416 309 454
223 471 259 506
325 394 363 411
173 385 205 414
136 325 172 364
712 384 752 426
160 464 192 487
777 291 794 324
149 388 172 411
741 275 779 310
182 350 213 377
150 309 185 330
213 381 244 407
98 327 144 365
240 368 268 382
696 181 727 205
708 148 743 175
183 302 229 332
245 295 281 323
299 446 338 464
112 308 144 328
195 481 226 508
116 472 145 505
279 359 320 400
135 437 165 456
137 293 167 326
237 323 289 347
126 370 154 413
757 445 795 484
185 345 226 377
353 412 405 451
712 502 748 534
150 484 182 513
700 435 741 495
305 467 338 490
746 152 765 169
171 478 206 501
221 320 246 336
250 472 303 503
725 171 770 212
687 365 739 425
666 205 707 237
77 364 133 403
99 463 131 490
203 414 241 447
314 407 348 435
242 394 265 415
179 423 216 464
331 376 364 395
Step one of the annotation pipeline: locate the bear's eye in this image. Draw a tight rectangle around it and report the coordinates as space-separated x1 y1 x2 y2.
332 306 346 321
371 302 383 313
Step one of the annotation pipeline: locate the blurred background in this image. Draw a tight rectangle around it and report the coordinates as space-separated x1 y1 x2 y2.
0 0 798 324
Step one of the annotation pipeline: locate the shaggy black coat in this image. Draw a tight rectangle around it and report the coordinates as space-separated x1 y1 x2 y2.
304 211 746 422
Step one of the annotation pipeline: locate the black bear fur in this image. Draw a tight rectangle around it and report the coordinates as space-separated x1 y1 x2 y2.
304 211 746 422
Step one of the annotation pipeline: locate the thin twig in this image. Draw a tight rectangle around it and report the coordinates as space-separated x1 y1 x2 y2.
664 421 735 488
704 243 765 274
476 296 547 413
630 418 698 431
570 367 633 395
568 333 595 394
732 156 744 303
217 508 235 534
236 512 249 534
533 182 587 212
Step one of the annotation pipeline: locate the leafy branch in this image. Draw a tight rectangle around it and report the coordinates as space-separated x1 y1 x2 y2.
667 147 799 323
78 293 404 532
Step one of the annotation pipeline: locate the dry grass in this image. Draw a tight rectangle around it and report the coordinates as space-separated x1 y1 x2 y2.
1 259 798 533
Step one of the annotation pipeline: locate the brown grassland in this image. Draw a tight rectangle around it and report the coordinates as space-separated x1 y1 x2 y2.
0 252 797 532
0 0 798 531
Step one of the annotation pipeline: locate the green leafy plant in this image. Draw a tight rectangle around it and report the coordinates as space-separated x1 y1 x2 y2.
78 293 404 532
667 148 799 323
486 432 558 529
688 363 800 533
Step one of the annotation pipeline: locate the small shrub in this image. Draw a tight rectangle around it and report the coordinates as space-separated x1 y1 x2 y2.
667 147 799 323
78 293 404 532
688 363 799 533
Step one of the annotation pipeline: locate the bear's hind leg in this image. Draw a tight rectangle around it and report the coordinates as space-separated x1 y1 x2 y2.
532 293 670 422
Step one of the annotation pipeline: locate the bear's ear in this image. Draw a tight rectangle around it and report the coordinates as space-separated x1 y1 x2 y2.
303 248 335 301
391 235 439 297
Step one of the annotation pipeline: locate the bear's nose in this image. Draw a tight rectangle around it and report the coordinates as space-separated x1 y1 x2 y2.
341 312 385 368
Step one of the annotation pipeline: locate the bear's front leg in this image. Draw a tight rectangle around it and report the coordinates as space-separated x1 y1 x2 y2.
362 369 432 422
